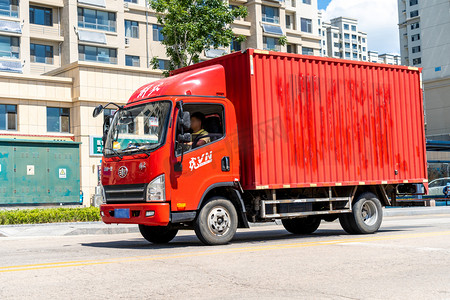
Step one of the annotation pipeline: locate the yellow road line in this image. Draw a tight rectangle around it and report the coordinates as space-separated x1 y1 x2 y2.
2 230 450 273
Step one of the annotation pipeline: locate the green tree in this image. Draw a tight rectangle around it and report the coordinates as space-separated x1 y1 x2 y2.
149 0 248 75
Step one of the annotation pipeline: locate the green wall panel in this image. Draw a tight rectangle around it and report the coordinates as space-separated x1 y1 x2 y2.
0 140 80 205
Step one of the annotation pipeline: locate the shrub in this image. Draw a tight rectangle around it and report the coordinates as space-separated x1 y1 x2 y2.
0 207 101 225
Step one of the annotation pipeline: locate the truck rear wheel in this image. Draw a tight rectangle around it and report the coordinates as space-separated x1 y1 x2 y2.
194 197 238 245
339 192 383 234
281 216 321 234
138 225 178 244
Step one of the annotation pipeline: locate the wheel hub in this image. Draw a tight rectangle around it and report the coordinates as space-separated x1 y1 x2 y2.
361 200 378 226
207 207 230 236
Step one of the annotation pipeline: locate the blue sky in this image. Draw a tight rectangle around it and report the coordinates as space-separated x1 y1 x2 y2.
318 0 332 10
318 0 400 54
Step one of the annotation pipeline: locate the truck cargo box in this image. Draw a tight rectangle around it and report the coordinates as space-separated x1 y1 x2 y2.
173 49 427 190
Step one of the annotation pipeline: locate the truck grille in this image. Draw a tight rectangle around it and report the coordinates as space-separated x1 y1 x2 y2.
104 183 146 203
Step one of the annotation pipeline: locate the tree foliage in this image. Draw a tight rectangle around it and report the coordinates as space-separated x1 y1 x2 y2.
149 0 247 75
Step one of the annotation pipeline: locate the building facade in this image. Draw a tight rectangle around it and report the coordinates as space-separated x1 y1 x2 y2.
0 0 322 205
321 17 368 61
368 51 401 65
397 0 450 138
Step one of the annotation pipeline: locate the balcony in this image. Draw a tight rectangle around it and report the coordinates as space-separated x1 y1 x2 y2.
30 24 63 41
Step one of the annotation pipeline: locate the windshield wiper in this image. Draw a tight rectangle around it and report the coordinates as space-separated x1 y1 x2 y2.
105 148 123 159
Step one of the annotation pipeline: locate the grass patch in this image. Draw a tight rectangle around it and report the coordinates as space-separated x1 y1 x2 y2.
0 207 101 225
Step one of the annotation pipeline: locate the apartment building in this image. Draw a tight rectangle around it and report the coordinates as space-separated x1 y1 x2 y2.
0 0 322 205
321 17 368 61
368 51 401 65
397 0 450 141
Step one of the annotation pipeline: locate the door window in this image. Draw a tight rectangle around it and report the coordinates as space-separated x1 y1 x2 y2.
175 103 225 156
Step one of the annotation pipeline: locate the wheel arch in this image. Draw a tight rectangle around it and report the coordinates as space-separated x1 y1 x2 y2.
353 185 390 206
198 182 249 228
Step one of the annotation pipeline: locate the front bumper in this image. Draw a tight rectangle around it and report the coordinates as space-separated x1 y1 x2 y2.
100 203 170 226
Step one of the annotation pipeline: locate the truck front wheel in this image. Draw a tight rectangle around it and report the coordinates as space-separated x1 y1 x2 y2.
339 192 383 234
194 197 238 245
281 216 321 234
138 225 178 244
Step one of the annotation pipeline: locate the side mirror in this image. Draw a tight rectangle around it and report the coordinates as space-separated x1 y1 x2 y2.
93 105 104 118
182 111 190 130
177 111 190 131
177 133 191 143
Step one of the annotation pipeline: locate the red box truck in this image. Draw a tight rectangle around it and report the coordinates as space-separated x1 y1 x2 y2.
93 49 427 245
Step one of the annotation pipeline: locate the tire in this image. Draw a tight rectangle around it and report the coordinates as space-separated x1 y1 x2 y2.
139 224 178 244
341 192 383 234
281 216 321 234
194 197 238 245
339 214 358 234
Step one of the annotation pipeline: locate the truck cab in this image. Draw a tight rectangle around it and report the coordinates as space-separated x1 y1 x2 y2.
96 65 244 244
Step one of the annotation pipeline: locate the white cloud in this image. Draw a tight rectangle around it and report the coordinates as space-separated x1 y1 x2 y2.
322 0 400 55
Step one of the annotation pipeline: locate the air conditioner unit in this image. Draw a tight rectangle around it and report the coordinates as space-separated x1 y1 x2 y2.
124 2 129 9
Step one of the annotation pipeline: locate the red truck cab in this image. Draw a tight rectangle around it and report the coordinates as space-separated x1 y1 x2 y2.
94 50 427 245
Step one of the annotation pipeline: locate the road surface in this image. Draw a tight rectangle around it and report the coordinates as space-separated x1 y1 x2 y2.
1 214 449 299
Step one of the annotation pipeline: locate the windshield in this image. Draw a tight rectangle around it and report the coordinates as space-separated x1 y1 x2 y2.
105 101 172 156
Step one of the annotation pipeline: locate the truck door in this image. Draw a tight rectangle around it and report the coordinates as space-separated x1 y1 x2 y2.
170 101 237 212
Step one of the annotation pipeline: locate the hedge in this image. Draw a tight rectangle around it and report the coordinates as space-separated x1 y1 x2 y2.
0 207 101 225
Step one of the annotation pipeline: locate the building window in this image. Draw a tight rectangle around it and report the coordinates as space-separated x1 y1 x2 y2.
345 42 350 49
345 52 350 58
124 0 137 2
29 6 52 26
0 104 17 130
152 25 164 41
302 0 311 4
411 34 420 41
410 0 418 6
362 37 366 43
78 45 117 64
125 55 140 67
351 25 356 31
302 47 313 55
77 8 116 32
0 0 18 18
353 53 358 59
412 45 421 53
411 22 420 30
263 36 280 51
344 33 350 40
410 10 419 18
286 14 293 30
333 33 338 38
362 47 366 51
157 59 169 70
125 20 139 38
261 5 279 24
47 107 69 133
287 44 296 54
334 42 340 48
413 57 421 65
30 43 53 64
0 35 19 58
352 44 357 50
301 18 312 33
230 38 241 52
351 34 357 41
344 24 349 30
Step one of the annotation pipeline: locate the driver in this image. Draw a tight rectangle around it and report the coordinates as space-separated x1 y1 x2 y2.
189 112 210 148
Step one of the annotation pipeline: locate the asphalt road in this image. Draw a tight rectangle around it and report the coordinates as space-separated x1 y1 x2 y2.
1 214 450 299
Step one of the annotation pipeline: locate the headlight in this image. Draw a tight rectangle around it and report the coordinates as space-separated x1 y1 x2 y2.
95 185 106 205
146 174 166 202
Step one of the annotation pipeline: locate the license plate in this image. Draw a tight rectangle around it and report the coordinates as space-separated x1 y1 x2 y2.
114 208 130 219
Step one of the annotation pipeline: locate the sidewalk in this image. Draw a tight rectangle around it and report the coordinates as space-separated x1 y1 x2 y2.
1 206 449 238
